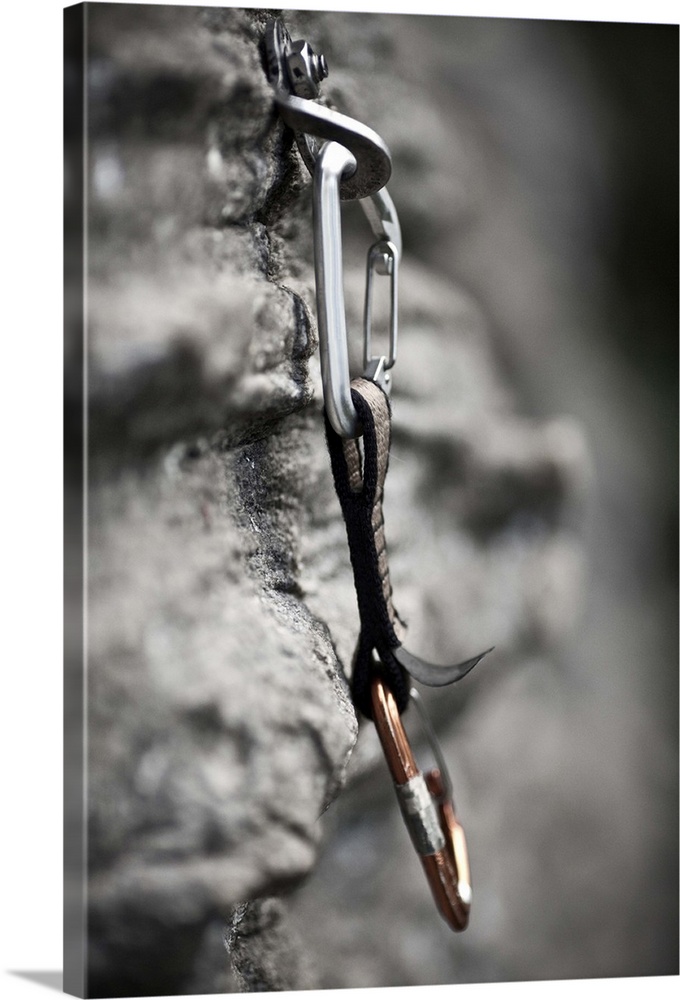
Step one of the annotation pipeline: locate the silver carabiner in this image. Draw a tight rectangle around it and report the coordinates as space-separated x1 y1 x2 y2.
313 140 402 439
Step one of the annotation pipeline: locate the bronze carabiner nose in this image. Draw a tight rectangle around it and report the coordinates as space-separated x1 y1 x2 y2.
370 677 472 932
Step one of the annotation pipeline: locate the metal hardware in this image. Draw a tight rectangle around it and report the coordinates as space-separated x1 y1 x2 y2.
263 18 492 936
264 17 326 99
371 678 472 932
285 39 329 99
364 239 398 377
313 141 403 438
359 186 402 256
265 17 402 436
264 18 392 201
360 190 402 397
313 141 361 439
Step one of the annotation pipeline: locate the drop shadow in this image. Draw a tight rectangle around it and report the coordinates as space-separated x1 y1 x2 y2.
9 971 63 993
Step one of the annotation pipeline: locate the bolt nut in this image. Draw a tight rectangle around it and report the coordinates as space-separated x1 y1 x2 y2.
375 252 393 276
286 39 329 99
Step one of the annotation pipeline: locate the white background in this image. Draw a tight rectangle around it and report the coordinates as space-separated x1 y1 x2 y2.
0 0 676 998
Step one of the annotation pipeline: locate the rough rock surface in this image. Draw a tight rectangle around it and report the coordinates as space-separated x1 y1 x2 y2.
81 6 357 995
69 5 677 996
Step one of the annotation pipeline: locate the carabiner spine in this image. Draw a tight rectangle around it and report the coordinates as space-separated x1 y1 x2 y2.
312 142 403 439
313 141 362 439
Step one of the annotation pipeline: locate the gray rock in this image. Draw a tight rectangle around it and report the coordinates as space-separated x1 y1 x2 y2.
72 6 357 995
226 898 317 992
85 425 358 995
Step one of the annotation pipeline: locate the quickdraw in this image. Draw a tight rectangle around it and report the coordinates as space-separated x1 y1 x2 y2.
264 17 493 933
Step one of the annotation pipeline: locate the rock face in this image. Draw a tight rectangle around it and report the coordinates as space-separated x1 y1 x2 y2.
66 4 677 996
78 7 359 994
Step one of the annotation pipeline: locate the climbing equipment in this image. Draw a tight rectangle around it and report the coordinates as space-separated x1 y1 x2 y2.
264 14 492 936
264 17 392 201
313 142 401 438
324 377 491 721
372 681 472 930
264 17 492 934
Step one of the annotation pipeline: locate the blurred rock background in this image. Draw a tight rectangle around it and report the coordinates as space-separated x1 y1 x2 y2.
64 4 677 996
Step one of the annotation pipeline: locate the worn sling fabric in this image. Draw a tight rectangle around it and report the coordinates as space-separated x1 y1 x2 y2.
324 378 410 719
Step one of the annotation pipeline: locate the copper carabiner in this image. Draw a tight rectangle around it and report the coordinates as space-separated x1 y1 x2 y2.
370 677 472 932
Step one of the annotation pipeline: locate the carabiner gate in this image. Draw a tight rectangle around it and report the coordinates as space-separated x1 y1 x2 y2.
364 239 398 380
370 677 472 932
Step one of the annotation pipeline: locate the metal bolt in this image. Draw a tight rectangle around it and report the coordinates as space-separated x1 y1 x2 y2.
285 39 329 99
